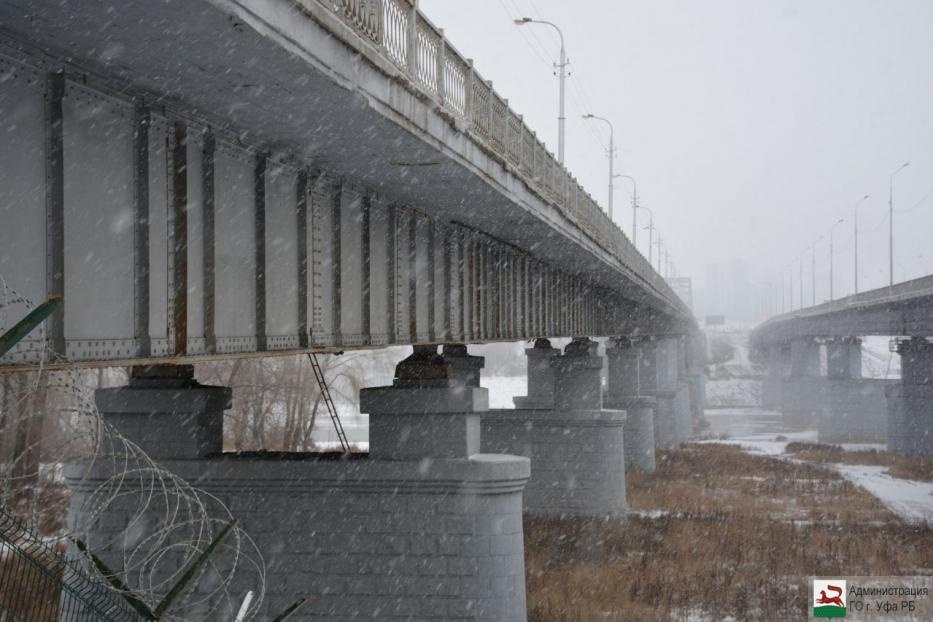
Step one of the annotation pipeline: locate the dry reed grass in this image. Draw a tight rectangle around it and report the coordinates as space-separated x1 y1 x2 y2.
786 442 933 483
525 443 933 621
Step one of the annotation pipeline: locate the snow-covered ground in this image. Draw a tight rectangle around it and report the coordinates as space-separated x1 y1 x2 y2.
833 464 933 524
704 409 933 525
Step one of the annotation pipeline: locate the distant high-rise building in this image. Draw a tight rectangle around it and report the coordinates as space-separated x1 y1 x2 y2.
699 257 757 323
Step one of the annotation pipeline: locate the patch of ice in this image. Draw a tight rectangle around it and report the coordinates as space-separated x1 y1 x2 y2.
839 443 887 452
630 510 673 519
832 464 933 525
696 430 817 456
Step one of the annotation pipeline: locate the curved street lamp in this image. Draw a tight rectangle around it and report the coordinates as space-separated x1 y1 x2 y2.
889 161 910 286
613 174 639 248
583 114 615 221
853 194 870 294
637 204 654 264
829 218 845 301
514 18 567 164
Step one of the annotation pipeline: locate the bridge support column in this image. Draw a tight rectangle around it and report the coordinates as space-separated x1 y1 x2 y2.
92 364 230 459
819 338 888 443
782 338 824 428
672 337 694 443
483 337 627 520
604 337 656 473
632 338 678 449
887 338 933 457
762 343 787 410
512 338 560 409
68 353 531 620
684 332 708 429
653 338 681 448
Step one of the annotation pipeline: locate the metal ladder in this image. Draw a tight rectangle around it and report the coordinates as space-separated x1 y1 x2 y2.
307 353 351 453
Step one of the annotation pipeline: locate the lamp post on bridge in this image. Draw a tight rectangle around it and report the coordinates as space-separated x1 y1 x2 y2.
810 237 822 306
829 218 845 301
637 205 654 265
782 263 793 312
656 235 664 275
853 194 870 294
889 161 910 287
583 114 616 222
798 249 805 310
614 174 638 249
514 18 567 165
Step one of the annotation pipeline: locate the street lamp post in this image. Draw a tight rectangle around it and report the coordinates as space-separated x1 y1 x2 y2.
799 251 804 310
853 194 870 294
830 218 845 301
514 18 567 164
614 174 638 248
636 204 654 264
583 114 615 221
889 161 910 286
810 238 822 306
656 235 663 274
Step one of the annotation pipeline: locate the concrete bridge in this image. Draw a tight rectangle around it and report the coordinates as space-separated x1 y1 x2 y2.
750 275 933 457
0 0 702 618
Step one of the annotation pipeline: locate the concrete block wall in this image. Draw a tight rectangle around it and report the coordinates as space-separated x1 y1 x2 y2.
673 382 692 443
68 352 531 620
653 389 678 449
66 455 530 620
888 338 933 458
482 409 627 519
603 396 655 473
887 384 933 458
782 376 828 428
818 378 891 443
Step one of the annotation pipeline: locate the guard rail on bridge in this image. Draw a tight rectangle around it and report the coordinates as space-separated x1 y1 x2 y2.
313 0 670 302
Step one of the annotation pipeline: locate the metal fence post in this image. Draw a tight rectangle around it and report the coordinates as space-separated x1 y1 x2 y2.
503 101 510 159
486 80 493 140
375 0 385 45
436 28 446 104
465 58 474 128
407 0 418 76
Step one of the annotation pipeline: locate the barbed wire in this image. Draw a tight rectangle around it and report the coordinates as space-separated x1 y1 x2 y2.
0 275 265 620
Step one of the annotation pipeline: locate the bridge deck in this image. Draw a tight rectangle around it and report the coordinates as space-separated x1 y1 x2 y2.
751 274 933 345
0 0 691 368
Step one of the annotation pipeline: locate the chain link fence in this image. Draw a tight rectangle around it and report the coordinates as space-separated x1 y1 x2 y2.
0 505 146 622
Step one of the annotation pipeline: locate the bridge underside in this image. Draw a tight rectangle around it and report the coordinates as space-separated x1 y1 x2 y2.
751 275 933 345
0 0 687 369
751 277 933 459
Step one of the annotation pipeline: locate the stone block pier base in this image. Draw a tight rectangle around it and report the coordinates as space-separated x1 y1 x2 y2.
483 338 627 520
66 352 530 620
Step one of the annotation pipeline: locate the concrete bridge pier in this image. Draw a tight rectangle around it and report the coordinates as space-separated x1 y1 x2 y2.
483 337 628 520
511 338 561 409
631 338 678 449
604 337 657 473
684 331 708 429
782 337 824 428
819 338 889 443
887 338 933 457
671 337 694 443
762 343 787 410
68 353 531 620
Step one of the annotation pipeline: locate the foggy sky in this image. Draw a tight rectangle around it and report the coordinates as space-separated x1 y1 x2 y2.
421 0 933 310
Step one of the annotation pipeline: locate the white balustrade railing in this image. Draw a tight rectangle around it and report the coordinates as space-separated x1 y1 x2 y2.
318 0 678 303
